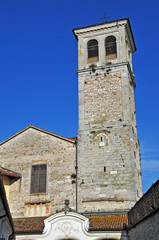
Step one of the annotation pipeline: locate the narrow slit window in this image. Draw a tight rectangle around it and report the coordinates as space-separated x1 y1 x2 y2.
87 39 99 63
99 134 106 147
105 36 117 59
104 166 106 172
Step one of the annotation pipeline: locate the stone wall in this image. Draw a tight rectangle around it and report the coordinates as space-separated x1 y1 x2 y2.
128 180 159 240
0 126 76 217
77 63 142 212
128 211 159 240
84 71 123 125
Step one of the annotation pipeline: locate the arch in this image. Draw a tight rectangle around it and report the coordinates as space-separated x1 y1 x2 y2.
94 133 109 147
87 39 99 63
105 36 117 59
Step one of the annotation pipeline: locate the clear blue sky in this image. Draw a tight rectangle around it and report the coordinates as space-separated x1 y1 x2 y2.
0 0 158 193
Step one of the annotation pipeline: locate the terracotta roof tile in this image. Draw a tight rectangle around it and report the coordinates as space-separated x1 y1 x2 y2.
13 213 128 233
86 214 128 231
0 167 21 178
13 217 47 233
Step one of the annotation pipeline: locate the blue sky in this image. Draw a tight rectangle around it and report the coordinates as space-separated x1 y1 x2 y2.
0 0 158 193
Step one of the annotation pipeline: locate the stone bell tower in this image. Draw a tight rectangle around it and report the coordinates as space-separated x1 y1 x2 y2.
73 18 142 213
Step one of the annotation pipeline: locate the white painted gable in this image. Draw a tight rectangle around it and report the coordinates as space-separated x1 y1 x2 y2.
16 212 126 240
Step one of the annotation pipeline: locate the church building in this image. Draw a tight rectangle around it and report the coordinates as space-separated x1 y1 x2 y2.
0 17 143 240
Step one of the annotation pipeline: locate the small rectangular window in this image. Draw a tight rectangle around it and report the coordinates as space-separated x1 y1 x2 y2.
104 166 106 172
31 164 47 193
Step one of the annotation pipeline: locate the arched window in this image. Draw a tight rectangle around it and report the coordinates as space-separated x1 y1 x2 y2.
87 39 99 63
105 36 117 59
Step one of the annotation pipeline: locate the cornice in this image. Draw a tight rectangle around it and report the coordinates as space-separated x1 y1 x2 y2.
77 61 126 72
74 22 125 39
125 24 136 53
76 62 136 88
73 18 129 39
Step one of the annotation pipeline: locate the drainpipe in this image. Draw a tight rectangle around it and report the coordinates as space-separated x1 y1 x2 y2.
75 139 78 212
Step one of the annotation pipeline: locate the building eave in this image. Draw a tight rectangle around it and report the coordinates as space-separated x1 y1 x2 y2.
0 124 76 146
72 17 136 51
0 166 21 179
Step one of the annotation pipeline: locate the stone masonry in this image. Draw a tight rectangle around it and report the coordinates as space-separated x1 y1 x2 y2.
0 126 76 217
129 212 159 240
73 18 142 212
128 179 159 240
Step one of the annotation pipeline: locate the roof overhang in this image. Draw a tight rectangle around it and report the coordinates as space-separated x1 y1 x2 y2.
73 17 136 53
0 166 21 179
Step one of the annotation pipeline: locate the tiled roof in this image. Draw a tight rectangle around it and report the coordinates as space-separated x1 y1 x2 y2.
86 214 128 231
13 217 47 233
0 167 21 178
13 213 128 233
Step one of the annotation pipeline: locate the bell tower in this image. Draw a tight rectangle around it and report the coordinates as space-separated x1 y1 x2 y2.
73 18 142 212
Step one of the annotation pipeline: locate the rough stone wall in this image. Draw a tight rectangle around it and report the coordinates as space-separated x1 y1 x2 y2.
77 63 142 212
0 127 76 218
84 72 123 125
128 180 159 239
78 123 139 212
128 79 142 199
128 211 159 240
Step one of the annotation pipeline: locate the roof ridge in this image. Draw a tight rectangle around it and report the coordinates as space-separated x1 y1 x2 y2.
0 125 76 146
